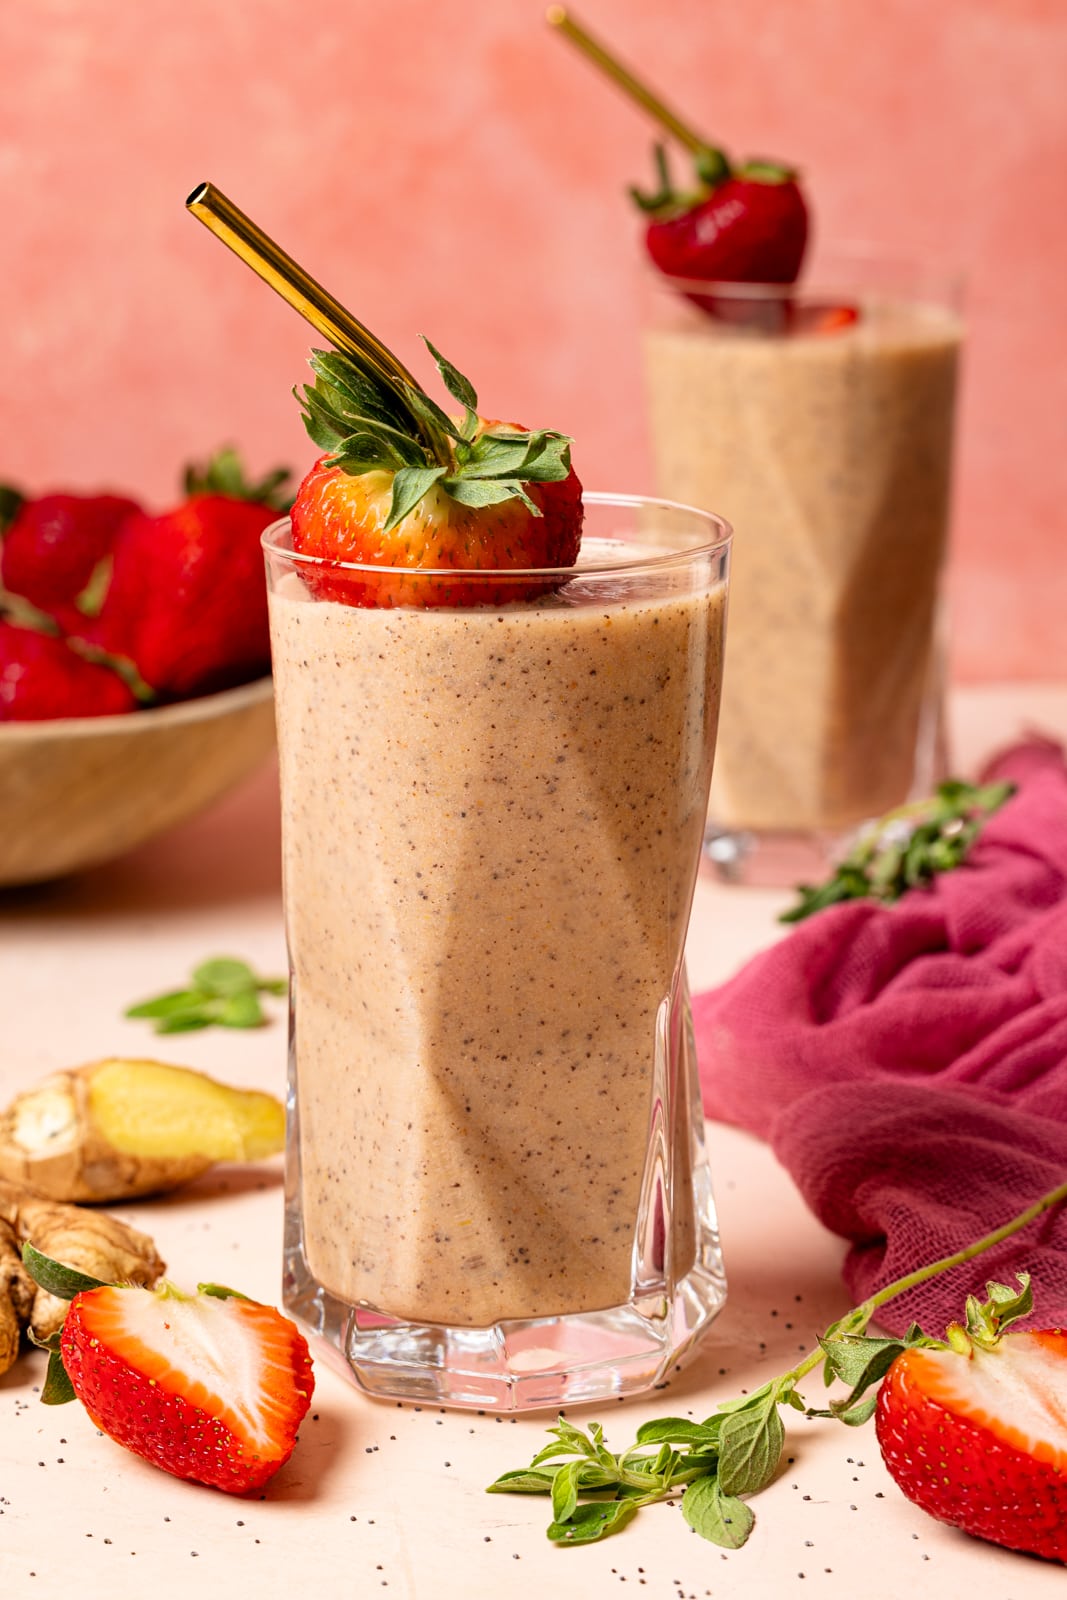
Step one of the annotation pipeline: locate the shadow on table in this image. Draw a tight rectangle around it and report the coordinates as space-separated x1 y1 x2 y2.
0 760 282 921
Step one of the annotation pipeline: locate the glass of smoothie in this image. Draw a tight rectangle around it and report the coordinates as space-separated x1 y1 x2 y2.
643 253 962 879
264 493 731 1411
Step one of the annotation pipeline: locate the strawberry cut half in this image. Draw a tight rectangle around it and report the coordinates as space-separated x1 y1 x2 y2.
60 1282 314 1494
876 1324 1067 1562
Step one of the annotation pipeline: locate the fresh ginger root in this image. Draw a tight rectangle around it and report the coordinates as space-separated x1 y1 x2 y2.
0 1059 285 1203
0 1178 164 1370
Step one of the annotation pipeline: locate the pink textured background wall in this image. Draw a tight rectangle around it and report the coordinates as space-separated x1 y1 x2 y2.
2 0 1065 681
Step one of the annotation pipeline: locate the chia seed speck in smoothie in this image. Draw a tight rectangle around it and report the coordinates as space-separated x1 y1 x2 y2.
644 282 961 834
268 523 728 1331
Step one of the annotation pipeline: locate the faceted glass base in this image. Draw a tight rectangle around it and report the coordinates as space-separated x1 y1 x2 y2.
283 1176 727 1412
282 968 728 1414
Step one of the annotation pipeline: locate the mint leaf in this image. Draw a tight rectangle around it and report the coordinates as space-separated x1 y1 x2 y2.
124 988 203 1020
126 958 287 1033
682 1476 754 1549
191 957 257 996
219 992 266 1029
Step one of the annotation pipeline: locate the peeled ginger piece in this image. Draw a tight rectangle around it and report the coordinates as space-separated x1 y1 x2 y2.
0 1059 285 1202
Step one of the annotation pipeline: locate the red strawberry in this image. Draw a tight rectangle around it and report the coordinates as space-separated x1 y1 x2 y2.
0 487 140 629
88 449 290 699
875 1280 1067 1563
58 1280 314 1494
0 621 137 720
638 149 809 288
290 340 582 608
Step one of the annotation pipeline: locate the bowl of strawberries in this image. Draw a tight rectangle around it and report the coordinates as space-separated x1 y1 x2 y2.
0 450 287 887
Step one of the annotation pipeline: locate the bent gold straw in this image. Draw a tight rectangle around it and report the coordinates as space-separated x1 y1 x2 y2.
185 181 421 402
546 6 705 155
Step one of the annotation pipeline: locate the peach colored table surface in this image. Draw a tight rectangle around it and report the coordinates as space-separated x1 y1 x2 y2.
2 687 1066 1600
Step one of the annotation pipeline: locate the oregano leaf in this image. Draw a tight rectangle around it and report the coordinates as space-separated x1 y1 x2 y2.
547 1499 637 1545
551 1459 581 1524
716 1395 785 1497
682 1476 754 1549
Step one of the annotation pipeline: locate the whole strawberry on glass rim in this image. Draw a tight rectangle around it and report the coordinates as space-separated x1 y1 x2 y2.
548 7 857 335
290 335 583 608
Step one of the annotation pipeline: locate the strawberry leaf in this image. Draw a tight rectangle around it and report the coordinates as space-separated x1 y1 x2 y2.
182 446 293 511
22 1245 109 1301
384 466 448 532
0 484 25 534
422 338 479 437
964 1273 1033 1346
40 1350 77 1406
443 477 540 515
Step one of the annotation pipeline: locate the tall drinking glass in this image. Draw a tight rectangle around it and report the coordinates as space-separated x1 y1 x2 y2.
264 495 731 1411
643 253 961 880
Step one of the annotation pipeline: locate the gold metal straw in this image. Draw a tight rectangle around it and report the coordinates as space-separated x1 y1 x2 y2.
185 182 420 397
546 6 705 155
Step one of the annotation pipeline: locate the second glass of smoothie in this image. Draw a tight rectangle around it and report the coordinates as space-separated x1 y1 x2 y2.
266 494 731 1411
643 254 961 877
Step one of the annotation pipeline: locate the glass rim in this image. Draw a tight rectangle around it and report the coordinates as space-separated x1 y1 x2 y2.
261 490 732 580
643 242 964 304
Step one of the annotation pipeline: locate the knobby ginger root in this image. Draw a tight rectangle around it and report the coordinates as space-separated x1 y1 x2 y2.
0 1058 285 1202
0 1178 164 1369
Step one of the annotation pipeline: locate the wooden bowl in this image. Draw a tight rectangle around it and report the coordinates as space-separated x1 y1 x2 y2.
0 675 276 887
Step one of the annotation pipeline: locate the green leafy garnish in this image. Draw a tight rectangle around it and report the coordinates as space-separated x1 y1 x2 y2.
183 445 294 511
487 1182 1067 1550
124 956 287 1034
780 778 1016 923
297 338 573 534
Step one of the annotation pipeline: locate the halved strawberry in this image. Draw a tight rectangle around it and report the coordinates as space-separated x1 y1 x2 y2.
875 1278 1067 1562
290 339 582 607
24 1248 313 1495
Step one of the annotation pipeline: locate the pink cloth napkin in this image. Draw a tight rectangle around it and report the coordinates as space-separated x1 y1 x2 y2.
694 739 1067 1335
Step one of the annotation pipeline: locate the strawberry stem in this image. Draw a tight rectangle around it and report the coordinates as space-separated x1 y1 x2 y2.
782 1177 1067 1387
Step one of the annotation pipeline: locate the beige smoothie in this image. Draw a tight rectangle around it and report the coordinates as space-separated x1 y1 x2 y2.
644 293 960 833
269 538 727 1328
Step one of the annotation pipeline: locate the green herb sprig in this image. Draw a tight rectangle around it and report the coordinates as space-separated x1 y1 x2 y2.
780 778 1016 924
487 1181 1067 1548
124 956 287 1033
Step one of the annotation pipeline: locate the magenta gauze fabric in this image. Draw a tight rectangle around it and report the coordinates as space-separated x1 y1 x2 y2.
694 740 1067 1335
